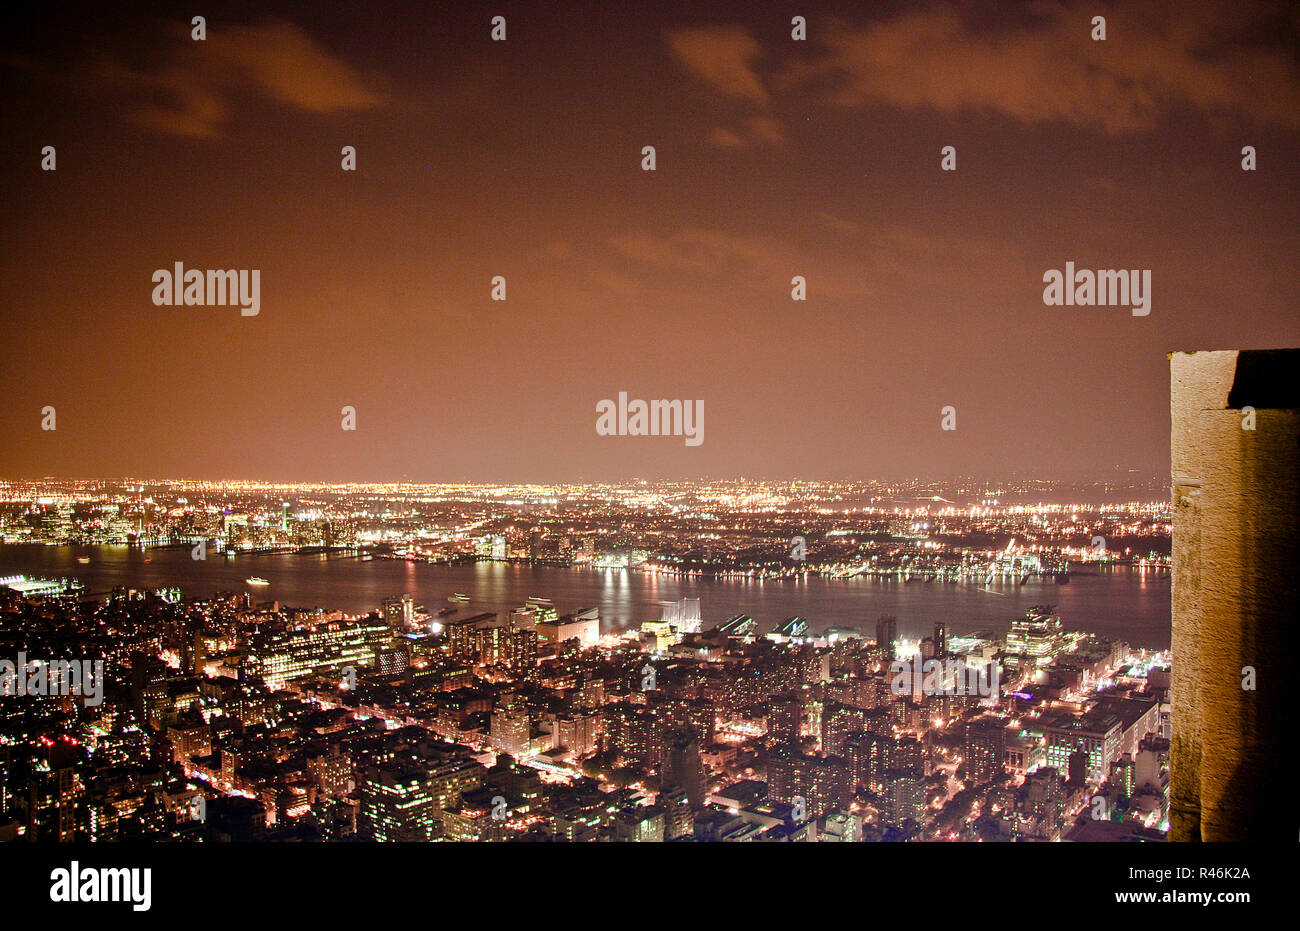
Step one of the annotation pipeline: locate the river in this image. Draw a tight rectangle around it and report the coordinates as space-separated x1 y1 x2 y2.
0 544 1171 648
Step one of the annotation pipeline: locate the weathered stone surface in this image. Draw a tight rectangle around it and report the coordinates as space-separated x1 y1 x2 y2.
1169 350 1297 842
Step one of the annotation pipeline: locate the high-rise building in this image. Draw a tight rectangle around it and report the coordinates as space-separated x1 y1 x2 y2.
821 703 866 756
875 615 898 661
819 809 863 842
358 754 484 842
357 766 441 842
659 787 694 840
933 622 949 656
1135 736 1168 794
886 735 924 774
602 705 664 772
611 805 664 842
1041 710 1121 783
524 597 559 625
767 692 801 746
382 594 415 632
844 731 887 793
964 716 1007 785
556 712 601 758
477 621 510 667
1110 756 1135 801
506 606 536 630
1020 767 1066 841
307 745 353 798
767 750 851 819
443 612 499 662
1003 606 1066 675
490 702 531 758
661 728 706 808
243 615 391 690
881 771 927 827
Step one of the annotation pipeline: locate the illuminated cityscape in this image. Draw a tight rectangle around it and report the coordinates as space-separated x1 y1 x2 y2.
0 477 1171 842
0 0 1292 909
0 477 1171 577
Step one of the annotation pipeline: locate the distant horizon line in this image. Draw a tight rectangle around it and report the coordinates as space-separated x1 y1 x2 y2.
0 472 1165 487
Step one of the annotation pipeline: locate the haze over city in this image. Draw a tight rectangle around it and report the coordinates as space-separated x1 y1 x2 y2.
0 0 1296 896
3 0 1298 482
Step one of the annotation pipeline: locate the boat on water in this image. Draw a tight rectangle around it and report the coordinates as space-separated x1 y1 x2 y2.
76 556 90 564
245 577 270 586
448 593 470 603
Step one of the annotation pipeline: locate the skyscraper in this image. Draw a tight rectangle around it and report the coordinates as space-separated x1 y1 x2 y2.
964 716 1006 785
661 728 706 809
490 697 531 758
875 615 898 661
382 593 415 632
1003 606 1065 675
768 692 801 746
659 786 694 840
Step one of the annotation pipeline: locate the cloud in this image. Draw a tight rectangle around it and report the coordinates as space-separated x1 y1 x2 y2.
602 223 1036 306
793 1 1300 132
744 115 787 144
664 26 768 105
707 115 788 148
603 225 1014 303
89 19 385 137
708 127 746 148
817 212 861 235
609 227 780 274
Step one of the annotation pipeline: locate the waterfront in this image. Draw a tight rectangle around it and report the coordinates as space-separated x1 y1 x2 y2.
0 544 1170 647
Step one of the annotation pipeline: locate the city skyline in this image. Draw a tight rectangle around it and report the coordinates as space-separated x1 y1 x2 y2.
0 471 1167 491
3 0 1296 903
3 0 1298 483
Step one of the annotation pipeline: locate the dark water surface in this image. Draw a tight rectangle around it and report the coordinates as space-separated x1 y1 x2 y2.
0 545 1171 648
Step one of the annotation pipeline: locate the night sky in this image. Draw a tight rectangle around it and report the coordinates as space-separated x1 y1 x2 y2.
2 0 1297 482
